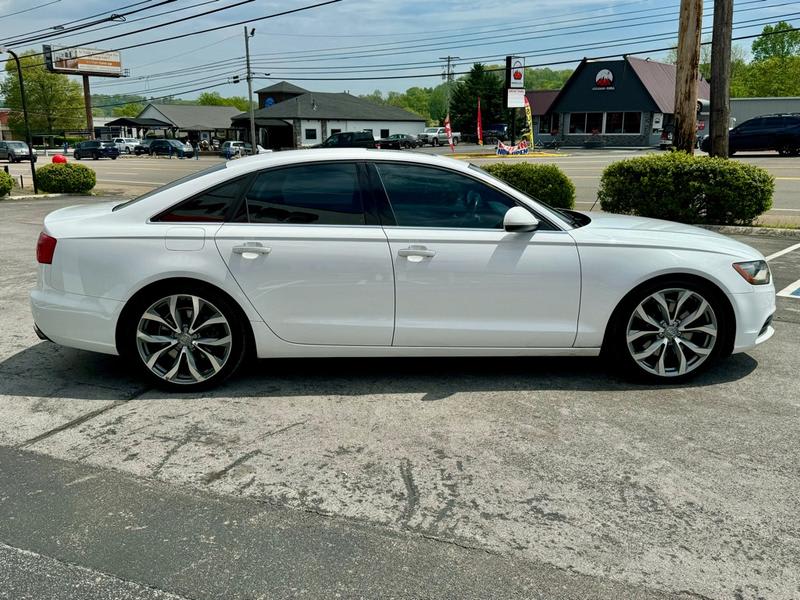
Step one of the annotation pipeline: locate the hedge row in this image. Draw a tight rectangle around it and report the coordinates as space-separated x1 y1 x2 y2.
0 171 12 197
483 163 576 209
598 152 774 226
36 163 96 194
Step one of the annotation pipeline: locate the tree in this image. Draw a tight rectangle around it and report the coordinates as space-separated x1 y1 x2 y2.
751 21 800 62
740 56 800 96
449 63 504 136
0 50 84 136
197 91 251 112
428 83 451 124
522 67 573 90
112 102 144 117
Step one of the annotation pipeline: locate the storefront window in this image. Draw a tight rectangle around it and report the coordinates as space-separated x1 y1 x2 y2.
606 112 624 134
568 113 586 134
538 114 557 134
586 113 603 134
623 112 642 134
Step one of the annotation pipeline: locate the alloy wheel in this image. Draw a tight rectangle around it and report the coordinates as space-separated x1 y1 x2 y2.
625 288 718 377
136 294 233 385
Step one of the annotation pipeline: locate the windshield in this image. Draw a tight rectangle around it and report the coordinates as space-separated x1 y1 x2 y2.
424 128 438 133
8 142 26 148
112 163 229 211
468 163 586 228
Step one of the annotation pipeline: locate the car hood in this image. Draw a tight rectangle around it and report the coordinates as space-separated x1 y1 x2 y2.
570 211 764 260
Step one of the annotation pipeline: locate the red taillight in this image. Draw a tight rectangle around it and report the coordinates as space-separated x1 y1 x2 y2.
36 232 57 264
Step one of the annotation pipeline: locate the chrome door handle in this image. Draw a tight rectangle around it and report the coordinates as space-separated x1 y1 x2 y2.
398 245 436 258
232 243 271 256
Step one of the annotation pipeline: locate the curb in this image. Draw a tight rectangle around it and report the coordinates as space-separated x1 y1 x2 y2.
699 225 800 239
451 152 567 159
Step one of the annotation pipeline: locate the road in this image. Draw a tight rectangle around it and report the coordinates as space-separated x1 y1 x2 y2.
4 149 799 225
0 194 798 599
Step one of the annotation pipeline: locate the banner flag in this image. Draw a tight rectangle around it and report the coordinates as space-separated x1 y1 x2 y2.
444 114 455 152
477 97 483 146
496 140 529 155
523 95 535 145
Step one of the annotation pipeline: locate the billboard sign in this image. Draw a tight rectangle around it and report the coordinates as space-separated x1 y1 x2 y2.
505 56 525 89
507 88 526 108
43 45 123 78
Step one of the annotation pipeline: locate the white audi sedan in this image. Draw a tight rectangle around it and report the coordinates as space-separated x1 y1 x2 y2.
31 150 775 390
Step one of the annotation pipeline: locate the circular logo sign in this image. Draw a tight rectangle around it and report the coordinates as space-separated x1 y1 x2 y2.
595 69 614 88
264 97 275 107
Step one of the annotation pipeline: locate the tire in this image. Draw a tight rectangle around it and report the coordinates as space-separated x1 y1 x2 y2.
453 137 459 145
111 156 117 160
778 144 799 157
125 147 131 154
604 278 732 383
432 138 439 147
75 152 81 160
120 283 249 391
92 152 99 160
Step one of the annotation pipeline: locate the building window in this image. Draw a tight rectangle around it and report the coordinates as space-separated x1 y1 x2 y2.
605 112 624 134
586 113 603 134
568 113 601 134
568 112 641 135
623 112 641 134
380 128 390 138
538 114 557 134
305 128 317 140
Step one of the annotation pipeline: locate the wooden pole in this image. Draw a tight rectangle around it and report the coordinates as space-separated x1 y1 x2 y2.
673 0 703 153
82 75 94 140
710 0 733 157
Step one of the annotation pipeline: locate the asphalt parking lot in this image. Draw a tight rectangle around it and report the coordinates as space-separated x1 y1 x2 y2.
0 195 799 599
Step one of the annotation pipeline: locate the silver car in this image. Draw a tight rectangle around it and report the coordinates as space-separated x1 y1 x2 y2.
0 140 37 163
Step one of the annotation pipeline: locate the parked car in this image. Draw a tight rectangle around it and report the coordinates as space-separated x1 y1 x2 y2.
219 141 253 157
134 139 156 156
149 139 194 158
483 123 509 142
316 131 378 149
379 133 419 149
112 137 141 154
0 140 37 163
416 127 460 146
74 141 120 160
31 150 775 391
700 113 800 156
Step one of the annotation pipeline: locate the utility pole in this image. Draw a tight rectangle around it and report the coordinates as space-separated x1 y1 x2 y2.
439 55 460 115
0 47 37 193
710 0 733 157
82 75 94 140
244 26 257 152
673 0 703 153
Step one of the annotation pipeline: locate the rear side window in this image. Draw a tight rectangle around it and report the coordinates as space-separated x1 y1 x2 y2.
154 176 248 222
244 162 365 225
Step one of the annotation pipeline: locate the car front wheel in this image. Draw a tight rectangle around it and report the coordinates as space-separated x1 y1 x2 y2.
122 285 248 391
607 280 730 382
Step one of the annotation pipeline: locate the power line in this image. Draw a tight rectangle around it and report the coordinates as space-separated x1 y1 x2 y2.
0 0 62 21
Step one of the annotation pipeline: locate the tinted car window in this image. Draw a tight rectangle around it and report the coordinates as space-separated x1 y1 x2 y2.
245 163 365 225
154 176 249 222
375 163 517 229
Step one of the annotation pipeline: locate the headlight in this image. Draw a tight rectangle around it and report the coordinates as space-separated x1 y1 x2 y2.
733 260 771 285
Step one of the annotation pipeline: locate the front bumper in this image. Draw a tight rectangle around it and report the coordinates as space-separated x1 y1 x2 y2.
730 284 776 353
31 287 122 355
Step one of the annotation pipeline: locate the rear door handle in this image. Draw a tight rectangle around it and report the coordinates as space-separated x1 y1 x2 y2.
232 242 271 256
398 245 436 258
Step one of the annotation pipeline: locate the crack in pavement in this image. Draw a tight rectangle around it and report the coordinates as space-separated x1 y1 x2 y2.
203 449 261 484
15 387 150 449
399 458 419 525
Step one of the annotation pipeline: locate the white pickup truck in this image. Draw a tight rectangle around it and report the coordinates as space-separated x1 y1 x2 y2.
416 127 460 146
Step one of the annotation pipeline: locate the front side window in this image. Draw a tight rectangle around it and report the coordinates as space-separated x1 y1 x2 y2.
155 177 249 223
245 162 365 225
375 163 517 229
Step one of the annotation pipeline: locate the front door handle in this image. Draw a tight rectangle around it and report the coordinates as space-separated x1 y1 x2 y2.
232 242 271 256
398 245 436 259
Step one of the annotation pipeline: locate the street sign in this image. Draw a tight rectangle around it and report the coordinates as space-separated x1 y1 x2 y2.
43 45 123 78
507 88 525 108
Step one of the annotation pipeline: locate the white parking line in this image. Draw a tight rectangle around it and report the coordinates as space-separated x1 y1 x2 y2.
766 242 800 262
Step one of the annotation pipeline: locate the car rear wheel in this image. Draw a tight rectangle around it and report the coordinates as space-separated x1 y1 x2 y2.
93 152 100 160
606 279 730 382
778 144 799 157
122 284 248 391
432 138 439 146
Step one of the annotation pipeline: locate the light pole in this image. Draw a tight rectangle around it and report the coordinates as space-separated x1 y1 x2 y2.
0 46 37 193
244 27 257 153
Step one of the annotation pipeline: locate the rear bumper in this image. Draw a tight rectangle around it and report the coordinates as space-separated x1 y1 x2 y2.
30 287 122 355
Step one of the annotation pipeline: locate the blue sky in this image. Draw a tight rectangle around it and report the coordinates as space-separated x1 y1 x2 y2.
1 0 797 101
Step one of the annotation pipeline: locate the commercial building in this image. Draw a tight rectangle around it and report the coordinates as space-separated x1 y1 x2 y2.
528 57 711 147
730 97 800 125
0 108 10 141
232 81 426 149
106 103 243 143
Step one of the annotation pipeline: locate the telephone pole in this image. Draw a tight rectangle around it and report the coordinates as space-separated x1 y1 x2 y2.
439 55 460 112
710 0 733 157
244 26 257 152
673 0 703 153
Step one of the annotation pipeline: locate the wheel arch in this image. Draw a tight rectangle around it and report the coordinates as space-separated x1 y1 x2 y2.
601 272 737 357
114 276 257 357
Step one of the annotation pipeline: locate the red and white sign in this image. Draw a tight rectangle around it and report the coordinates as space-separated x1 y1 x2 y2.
510 57 525 89
593 69 614 90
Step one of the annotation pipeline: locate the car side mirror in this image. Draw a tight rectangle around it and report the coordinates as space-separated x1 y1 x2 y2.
503 206 539 232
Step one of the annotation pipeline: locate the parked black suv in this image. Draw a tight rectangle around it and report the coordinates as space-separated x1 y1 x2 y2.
74 140 120 160
317 131 378 149
701 113 800 156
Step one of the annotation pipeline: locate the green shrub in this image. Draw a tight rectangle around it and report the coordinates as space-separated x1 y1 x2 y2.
0 171 12 197
36 163 96 194
598 152 774 225
482 162 575 209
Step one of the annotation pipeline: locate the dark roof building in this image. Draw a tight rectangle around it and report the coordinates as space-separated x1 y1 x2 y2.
138 103 242 132
234 81 426 149
529 57 711 147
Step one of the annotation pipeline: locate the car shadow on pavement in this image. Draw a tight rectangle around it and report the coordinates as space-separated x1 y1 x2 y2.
0 341 759 402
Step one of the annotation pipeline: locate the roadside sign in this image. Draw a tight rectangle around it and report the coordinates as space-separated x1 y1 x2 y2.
507 88 525 108
43 45 123 78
